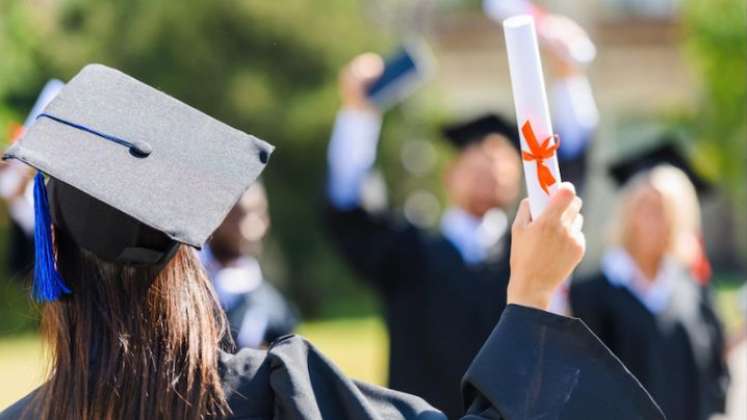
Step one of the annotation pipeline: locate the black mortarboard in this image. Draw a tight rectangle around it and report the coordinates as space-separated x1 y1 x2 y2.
3 64 273 301
441 113 520 150
608 141 712 194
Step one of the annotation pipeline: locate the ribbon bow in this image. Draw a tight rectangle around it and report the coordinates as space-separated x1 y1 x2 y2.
521 121 560 194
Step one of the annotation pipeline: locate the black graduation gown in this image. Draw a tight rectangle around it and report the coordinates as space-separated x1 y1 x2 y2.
224 281 299 347
570 271 729 420
325 205 512 418
0 305 665 420
6 220 34 279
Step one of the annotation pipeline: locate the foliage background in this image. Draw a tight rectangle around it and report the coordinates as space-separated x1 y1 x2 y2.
682 0 747 258
0 0 445 332
0 0 744 334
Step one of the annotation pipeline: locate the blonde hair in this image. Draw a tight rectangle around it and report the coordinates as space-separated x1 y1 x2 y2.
610 164 701 265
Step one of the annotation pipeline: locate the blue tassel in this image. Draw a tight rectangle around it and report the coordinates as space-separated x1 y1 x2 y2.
32 172 70 302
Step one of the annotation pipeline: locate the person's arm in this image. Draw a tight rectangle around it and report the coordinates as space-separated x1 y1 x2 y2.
204 185 665 419
461 305 664 419
326 108 382 210
542 14 599 190
462 185 664 419
327 53 384 210
237 307 663 420
324 54 424 294
246 185 663 419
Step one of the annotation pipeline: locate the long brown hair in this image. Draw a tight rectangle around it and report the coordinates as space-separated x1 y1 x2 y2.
29 226 231 419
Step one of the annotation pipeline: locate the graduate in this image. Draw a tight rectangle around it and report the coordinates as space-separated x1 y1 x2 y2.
323 17 598 417
201 182 298 349
570 142 730 420
0 64 666 420
0 158 35 277
0 80 64 278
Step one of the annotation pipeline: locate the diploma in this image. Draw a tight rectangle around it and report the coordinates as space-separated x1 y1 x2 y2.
504 14 562 219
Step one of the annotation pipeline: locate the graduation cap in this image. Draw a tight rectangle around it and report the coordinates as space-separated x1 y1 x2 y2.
608 141 712 194
3 64 273 302
441 113 520 151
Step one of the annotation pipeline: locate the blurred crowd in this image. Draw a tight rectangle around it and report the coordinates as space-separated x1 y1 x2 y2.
0 1 745 420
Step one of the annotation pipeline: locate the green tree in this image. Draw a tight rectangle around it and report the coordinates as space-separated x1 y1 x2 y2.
683 0 747 264
0 0 437 329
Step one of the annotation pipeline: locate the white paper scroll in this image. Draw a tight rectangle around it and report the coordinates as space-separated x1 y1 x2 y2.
504 15 562 219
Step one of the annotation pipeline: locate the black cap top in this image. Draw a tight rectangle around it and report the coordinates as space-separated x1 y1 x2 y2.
4 64 273 265
441 113 520 151
608 141 712 194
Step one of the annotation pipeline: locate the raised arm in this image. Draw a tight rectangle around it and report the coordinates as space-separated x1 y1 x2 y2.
324 54 424 294
542 14 599 190
462 185 664 419
327 53 384 210
250 185 664 419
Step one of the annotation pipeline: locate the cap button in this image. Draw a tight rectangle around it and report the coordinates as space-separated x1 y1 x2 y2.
129 140 152 158
258 149 269 164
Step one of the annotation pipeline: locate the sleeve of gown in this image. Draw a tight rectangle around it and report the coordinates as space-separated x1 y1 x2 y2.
461 305 666 420
324 205 424 295
324 109 424 294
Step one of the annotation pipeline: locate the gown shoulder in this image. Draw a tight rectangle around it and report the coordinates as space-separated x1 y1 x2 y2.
221 335 443 420
0 389 37 420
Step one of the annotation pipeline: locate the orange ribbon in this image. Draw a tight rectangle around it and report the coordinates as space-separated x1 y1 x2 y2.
521 121 560 195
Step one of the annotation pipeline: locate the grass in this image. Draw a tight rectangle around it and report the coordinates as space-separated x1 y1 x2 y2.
297 316 388 385
0 334 45 410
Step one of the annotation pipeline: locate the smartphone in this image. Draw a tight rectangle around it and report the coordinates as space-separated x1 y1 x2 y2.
366 41 433 111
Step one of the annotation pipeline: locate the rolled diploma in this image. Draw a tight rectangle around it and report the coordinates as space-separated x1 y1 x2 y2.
504 15 562 219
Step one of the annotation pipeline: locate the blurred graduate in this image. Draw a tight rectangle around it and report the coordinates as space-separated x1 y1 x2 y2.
0 64 665 420
0 80 63 279
570 142 730 420
201 182 298 349
324 14 598 418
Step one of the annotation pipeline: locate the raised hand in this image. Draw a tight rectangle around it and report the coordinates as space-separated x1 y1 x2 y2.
507 182 585 310
338 53 383 112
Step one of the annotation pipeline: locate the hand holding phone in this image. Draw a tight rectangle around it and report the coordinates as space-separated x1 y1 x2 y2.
365 41 433 111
